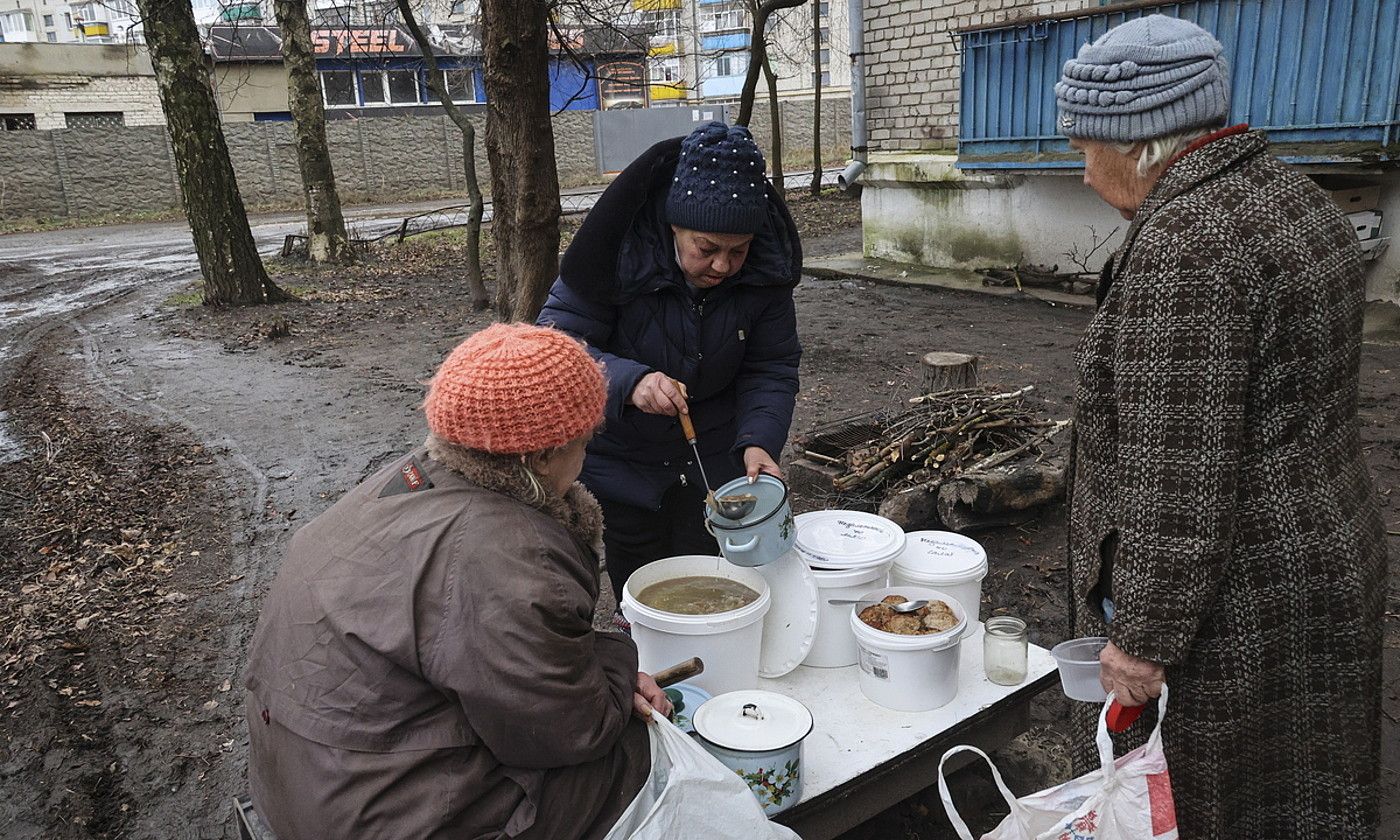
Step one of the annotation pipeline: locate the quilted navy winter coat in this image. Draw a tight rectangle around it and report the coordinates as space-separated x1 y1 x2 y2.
537 137 802 510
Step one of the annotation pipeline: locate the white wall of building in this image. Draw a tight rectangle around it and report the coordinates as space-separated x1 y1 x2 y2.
861 154 1400 305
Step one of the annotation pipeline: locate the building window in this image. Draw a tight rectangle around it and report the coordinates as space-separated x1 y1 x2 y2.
320 70 357 107
386 68 419 103
643 8 679 41
821 70 831 85
651 56 681 83
817 48 829 66
64 12 72 27
818 2 829 16
703 6 744 33
359 70 387 103
46 31 57 41
65 111 125 128
1 114 37 130
42 14 53 25
0 10 36 38
819 26 829 44
712 53 745 78
434 67 475 103
312 3 350 26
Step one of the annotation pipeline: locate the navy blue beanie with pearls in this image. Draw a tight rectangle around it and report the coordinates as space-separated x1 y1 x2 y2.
666 122 769 235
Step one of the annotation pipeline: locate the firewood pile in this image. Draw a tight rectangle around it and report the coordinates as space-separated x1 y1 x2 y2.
790 386 1071 531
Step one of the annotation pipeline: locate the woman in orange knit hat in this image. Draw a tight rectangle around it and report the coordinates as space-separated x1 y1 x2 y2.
243 323 670 840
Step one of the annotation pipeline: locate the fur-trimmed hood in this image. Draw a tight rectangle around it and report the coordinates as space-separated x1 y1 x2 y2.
556 136 802 306
425 433 605 558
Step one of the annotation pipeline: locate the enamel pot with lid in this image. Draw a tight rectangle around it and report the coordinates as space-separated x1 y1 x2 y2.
692 690 813 816
703 474 796 567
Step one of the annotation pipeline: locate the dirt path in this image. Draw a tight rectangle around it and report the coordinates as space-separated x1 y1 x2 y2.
1 193 1395 839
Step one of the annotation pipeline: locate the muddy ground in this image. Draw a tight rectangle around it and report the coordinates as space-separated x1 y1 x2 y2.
1 190 1396 839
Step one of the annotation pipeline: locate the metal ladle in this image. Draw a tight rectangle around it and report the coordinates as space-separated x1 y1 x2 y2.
826 598 930 613
713 492 758 521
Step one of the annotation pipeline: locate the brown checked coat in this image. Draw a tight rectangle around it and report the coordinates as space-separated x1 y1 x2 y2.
1067 131 1386 838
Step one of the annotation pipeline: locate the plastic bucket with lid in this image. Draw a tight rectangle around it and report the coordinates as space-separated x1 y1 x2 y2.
848 586 967 712
890 531 988 633
1049 636 1109 702
793 510 907 571
621 555 771 696
803 563 889 667
794 511 905 668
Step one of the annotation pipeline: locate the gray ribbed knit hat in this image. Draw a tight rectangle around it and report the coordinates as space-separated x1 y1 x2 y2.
1055 14 1230 142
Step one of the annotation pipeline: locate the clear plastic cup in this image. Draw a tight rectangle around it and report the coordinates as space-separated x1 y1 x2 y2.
1049 636 1109 702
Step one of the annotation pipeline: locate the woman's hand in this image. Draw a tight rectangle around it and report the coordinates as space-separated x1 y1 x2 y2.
632 672 673 721
742 447 782 482
630 372 689 416
1099 640 1165 706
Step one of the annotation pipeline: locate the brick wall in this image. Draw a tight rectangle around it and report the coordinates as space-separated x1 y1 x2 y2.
863 0 1092 152
0 74 165 130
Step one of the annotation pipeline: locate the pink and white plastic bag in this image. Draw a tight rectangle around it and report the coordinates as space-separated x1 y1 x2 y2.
939 686 1176 840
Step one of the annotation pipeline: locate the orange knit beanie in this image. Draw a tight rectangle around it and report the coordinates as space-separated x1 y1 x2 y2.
424 323 606 454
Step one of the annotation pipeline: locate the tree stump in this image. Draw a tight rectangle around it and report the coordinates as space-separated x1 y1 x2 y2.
920 352 979 395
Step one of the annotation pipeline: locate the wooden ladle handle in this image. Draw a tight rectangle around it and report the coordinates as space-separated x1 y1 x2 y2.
677 410 697 444
653 657 704 688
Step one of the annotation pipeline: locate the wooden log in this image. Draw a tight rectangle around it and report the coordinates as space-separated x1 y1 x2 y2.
920 352 979 395
786 456 844 495
878 484 940 530
935 463 1065 533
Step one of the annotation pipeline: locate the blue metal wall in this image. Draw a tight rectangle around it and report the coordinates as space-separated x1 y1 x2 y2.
550 58 600 111
957 0 1400 168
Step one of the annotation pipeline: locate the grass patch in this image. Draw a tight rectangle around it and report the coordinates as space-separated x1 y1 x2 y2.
1 208 185 235
163 284 203 308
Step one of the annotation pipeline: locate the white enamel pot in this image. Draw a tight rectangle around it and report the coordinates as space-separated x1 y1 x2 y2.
703 474 796 567
692 690 813 816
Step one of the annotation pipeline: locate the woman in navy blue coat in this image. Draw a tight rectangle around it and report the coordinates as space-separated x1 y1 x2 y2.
537 122 802 601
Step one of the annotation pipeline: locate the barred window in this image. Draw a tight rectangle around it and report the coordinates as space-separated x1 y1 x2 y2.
65 112 125 129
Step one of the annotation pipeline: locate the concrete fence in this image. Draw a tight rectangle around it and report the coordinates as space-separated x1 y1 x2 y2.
0 96 852 222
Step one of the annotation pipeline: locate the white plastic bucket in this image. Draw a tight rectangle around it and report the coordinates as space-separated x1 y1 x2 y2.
621 555 771 696
890 531 988 633
803 562 890 668
848 586 967 712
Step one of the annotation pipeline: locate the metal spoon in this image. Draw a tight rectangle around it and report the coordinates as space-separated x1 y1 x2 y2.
826 598 930 613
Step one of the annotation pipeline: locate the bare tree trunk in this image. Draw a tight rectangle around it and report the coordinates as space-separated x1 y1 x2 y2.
735 0 807 127
481 0 560 322
810 4 822 197
275 0 354 264
135 0 289 305
762 51 784 202
397 0 489 310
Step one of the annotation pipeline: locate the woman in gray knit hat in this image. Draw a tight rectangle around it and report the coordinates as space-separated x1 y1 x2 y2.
1058 14 1385 837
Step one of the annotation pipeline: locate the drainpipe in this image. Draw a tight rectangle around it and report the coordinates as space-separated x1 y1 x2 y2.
837 0 866 189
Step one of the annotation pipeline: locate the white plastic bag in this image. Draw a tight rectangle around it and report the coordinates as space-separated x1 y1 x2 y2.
939 686 1177 840
603 714 802 840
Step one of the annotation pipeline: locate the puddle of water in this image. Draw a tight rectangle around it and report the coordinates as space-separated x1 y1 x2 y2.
0 410 25 466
